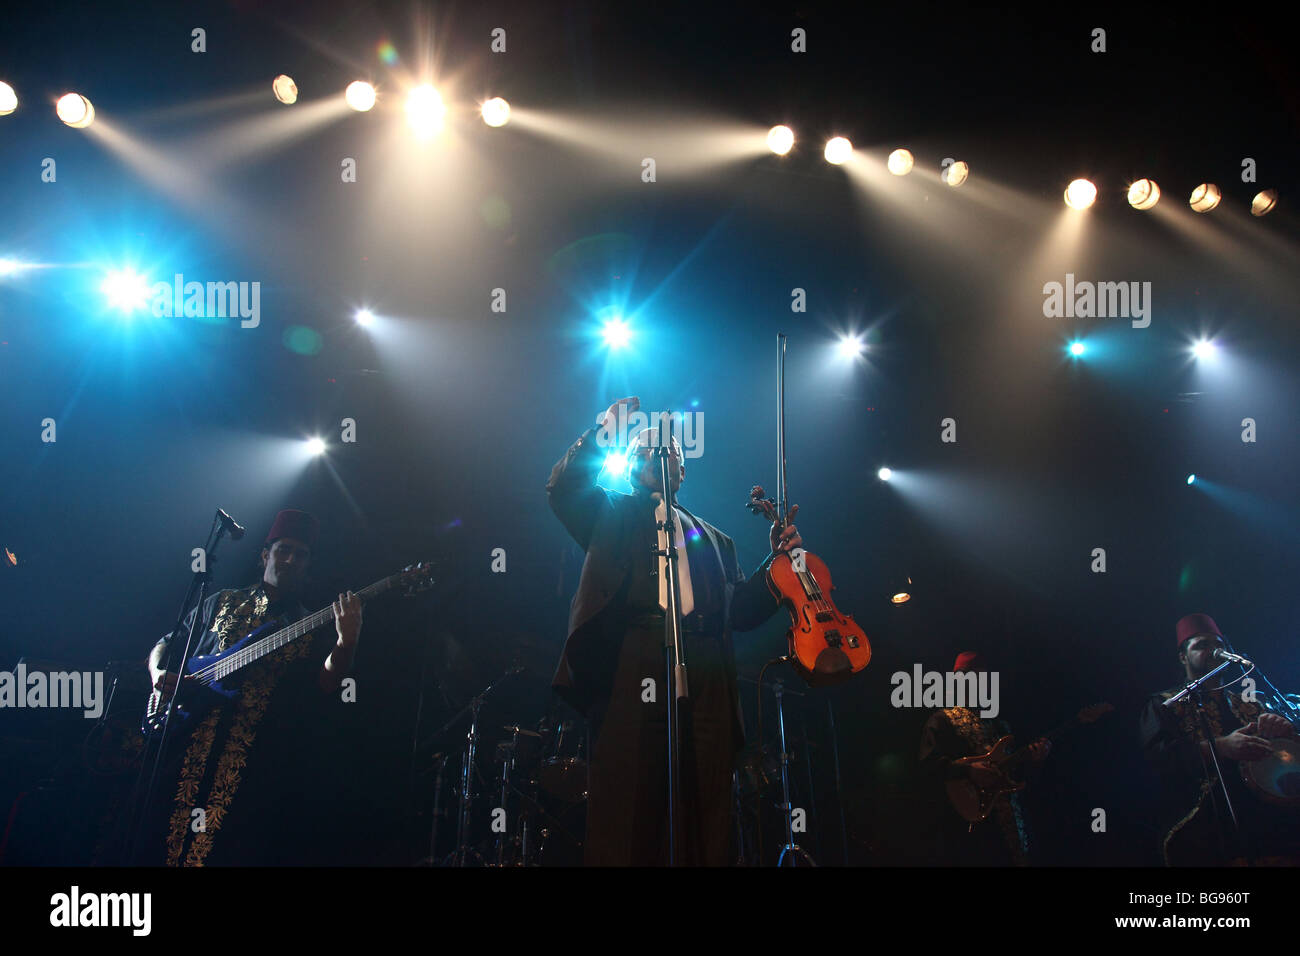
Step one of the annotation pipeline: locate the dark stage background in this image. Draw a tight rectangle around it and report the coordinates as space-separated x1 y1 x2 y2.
1 1 1297 866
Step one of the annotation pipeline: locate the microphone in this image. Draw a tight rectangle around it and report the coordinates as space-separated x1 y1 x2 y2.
1214 648 1254 666
216 508 246 540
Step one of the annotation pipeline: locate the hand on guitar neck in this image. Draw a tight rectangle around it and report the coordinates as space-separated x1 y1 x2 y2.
964 739 1051 789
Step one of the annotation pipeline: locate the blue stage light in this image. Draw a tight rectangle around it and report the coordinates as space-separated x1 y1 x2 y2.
306 437 327 456
100 269 153 313
0 258 22 278
878 467 892 481
601 318 632 349
1068 341 1086 357
1191 339 1217 361
1186 474 1196 485
838 334 865 358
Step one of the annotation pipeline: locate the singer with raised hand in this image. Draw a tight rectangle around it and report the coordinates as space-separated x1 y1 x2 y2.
547 396 800 865
144 509 362 866
1140 613 1300 866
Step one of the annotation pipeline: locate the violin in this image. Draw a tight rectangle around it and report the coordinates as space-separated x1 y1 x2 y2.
746 333 871 687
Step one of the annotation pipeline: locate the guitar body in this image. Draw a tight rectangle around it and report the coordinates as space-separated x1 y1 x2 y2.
142 620 278 736
947 735 1024 822
766 549 871 687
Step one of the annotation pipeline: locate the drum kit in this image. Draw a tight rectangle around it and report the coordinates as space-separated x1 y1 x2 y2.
421 668 590 867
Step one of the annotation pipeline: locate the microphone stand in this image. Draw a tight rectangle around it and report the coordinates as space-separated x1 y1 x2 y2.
653 411 689 866
1164 658 1242 858
123 508 233 864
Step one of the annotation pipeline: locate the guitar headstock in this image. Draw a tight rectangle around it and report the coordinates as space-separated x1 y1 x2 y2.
1078 702 1114 724
397 562 435 596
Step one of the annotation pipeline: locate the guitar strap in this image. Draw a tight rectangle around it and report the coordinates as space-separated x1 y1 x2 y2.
164 586 314 866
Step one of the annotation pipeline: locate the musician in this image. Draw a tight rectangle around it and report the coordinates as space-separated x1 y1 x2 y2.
1140 613 1300 865
547 396 800 865
917 651 1050 866
146 509 362 865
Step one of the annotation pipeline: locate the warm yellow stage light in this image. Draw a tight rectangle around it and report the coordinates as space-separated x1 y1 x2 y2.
943 160 969 187
481 97 510 127
0 82 16 116
56 92 95 128
272 74 298 105
824 136 852 165
887 148 914 175
406 84 446 137
1127 178 1160 210
345 81 377 112
1064 178 1097 210
1189 183 1221 213
1250 188 1278 217
767 125 794 155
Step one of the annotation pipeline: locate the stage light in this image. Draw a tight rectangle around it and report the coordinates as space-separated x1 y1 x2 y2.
0 258 21 277
1064 179 1096 210
878 467 892 481
344 81 376 112
406 84 446 137
100 269 152 313
1127 178 1160 210
601 318 632 349
0 82 16 116
824 136 852 165
1251 189 1278 217
1189 183 1221 213
767 125 794 155
56 92 95 128
1068 341 1086 357
837 334 865 358
887 148 914 176
943 161 969 187
306 437 327 456
1191 339 1217 360
603 452 626 474
1186 474 1196 485
481 97 510 127
272 74 298 105
355 308 375 327
889 576 913 604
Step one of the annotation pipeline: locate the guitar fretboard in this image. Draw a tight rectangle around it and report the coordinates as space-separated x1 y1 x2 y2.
211 576 395 681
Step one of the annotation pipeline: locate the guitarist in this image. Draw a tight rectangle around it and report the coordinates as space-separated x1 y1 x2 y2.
145 509 362 866
917 651 1050 866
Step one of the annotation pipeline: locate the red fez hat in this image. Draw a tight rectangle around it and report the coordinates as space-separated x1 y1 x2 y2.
265 509 319 548
953 651 982 673
1176 613 1221 649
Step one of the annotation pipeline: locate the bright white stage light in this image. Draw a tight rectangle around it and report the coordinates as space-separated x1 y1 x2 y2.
1069 341 1086 357
0 82 17 116
406 84 446 137
878 467 892 481
1064 178 1097 210
345 81 377 112
100 269 152 312
1128 178 1160 210
943 160 969 187
824 136 853 165
355 309 375 327
272 74 298 105
0 258 22 277
887 148 914 175
481 97 510 127
837 335 864 358
1189 183 1221 213
56 92 95 128
767 125 794 155
1191 339 1217 360
307 437 327 456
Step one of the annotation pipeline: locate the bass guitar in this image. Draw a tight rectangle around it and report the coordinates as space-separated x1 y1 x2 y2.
143 562 433 736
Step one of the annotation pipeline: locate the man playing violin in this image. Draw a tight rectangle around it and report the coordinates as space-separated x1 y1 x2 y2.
547 396 800 865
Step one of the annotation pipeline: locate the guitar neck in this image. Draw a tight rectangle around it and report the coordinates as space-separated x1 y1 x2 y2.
214 575 394 680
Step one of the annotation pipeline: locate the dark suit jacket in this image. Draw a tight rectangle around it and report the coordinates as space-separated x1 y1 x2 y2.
547 427 780 747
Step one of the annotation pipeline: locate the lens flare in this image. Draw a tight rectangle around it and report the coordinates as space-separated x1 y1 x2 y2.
406 84 446 137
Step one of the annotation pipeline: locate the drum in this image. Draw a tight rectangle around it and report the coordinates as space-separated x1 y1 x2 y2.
1241 736 1300 806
